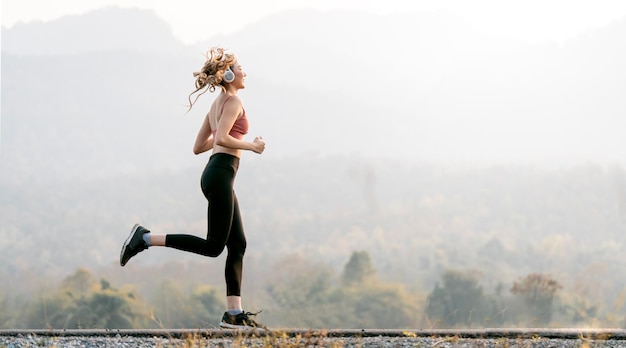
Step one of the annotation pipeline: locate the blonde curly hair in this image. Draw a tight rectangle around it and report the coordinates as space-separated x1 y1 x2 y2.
187 47 237 110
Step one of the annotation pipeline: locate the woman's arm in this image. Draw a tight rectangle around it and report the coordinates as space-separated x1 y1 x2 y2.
193 113 214 155
215 97 265 154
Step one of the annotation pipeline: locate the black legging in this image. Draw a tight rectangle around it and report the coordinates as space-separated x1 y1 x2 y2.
165 153 247 296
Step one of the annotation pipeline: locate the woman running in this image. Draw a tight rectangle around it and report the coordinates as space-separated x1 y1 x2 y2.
120 47 266 329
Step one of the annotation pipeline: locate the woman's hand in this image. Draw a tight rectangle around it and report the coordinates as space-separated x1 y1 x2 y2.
251 136 266 154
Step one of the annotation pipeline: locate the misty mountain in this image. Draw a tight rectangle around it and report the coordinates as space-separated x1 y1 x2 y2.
2 7 626 186
213 9 626 159
1 6 185 55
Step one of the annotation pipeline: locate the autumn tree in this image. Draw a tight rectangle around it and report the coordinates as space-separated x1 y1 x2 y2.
342 250 376 286
187 285 224 328
265 251 421 329
24 269 146 329
426 270 496 328
510 273 562 325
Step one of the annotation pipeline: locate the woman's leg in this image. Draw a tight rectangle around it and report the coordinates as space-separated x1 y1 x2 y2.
163 189 233 257
162 154 237 256
225 193 247 298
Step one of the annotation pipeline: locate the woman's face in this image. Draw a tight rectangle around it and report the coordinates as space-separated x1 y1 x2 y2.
231 61 246 89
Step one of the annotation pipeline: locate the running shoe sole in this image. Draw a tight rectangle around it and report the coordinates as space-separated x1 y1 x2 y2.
219 322 266 330
120 223 141 266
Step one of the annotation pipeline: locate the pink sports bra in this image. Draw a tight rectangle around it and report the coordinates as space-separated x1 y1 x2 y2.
211 96 249 140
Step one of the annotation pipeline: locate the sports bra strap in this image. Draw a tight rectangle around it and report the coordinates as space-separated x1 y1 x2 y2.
219 95 233 117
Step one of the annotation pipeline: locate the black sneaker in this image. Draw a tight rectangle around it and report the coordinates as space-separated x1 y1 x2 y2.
220 311 265 330
120 224 149 266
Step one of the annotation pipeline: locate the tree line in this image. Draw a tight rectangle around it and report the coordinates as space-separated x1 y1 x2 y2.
2 159 626 329
2 250 623 329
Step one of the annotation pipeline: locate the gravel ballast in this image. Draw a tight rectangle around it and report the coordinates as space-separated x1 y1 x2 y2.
2 328 626 347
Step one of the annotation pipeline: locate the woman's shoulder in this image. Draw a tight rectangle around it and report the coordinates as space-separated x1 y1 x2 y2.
222 95 244 114
224 94 243 105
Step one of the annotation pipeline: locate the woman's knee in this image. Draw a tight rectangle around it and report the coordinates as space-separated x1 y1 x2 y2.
227 240 246 258
205 243 226 258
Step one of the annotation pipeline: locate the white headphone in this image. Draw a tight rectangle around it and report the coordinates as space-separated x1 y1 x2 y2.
223 67 235 83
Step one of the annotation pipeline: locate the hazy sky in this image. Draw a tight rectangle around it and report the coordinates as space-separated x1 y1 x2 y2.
3 0 626 44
